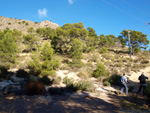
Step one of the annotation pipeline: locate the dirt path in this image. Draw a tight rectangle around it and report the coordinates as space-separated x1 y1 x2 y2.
0 92 148 113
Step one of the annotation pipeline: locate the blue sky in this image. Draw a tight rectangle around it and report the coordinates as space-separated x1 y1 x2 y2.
1 0 150 47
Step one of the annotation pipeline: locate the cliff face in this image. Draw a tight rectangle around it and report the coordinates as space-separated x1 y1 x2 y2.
0 16 60 33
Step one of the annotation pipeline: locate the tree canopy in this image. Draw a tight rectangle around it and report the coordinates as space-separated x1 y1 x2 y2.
120 30 149 54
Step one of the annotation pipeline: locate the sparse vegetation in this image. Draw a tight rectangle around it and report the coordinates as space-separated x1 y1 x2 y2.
1 17 150 113
75 80 95 92
53 76 62 84
8 22 11 25
99 47 108 53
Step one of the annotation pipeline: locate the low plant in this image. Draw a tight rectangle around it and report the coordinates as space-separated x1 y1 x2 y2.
53 76 62 84
63 76 76 91
88 46 95 53
63 76 74 86
114 63 122 67
69 59 84 69
74 80 95 92
8 22 11 25
77 67 92 79
35 22 39 24
103 81 111 86
107 74 121 86
25 22 29 26
88 52 99 62
99 47 108 53
141 59 149 64
122 58 127 62
101 53 111 60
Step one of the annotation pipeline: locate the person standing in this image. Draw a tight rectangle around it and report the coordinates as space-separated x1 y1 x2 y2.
120 73 128 95
137 72 148 95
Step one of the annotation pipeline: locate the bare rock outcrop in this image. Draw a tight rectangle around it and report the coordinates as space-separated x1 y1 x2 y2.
40 20 59 29
0 16 60 34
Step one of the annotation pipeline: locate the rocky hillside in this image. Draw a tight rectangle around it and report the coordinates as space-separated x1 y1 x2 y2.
0 16 59 33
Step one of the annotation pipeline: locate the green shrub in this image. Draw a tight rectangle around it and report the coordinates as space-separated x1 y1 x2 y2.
25 22 29 26
8 22 11 25
70 38 83 59
88 46 95 53
69 59 84 69
28 27 34 33
0 32 18 64
103 81 111 86
99 47 108 53
93 63 109 78
22 21 26 24
75 80 95 92
107 74 121 86
63 76 76 91
28 43 60 76
134 47 141 54
63 76 74 86
101 53 111 60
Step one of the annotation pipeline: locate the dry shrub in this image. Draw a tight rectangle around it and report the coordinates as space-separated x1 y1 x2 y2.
88 53 99 62
74 80 95 92
141 59 149 64
101 53 111 60
53 76 62 84
122 58 127 62
77 67 92 79
24 81 44 95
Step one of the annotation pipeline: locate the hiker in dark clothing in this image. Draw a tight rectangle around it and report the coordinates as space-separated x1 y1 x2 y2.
137 72 148 95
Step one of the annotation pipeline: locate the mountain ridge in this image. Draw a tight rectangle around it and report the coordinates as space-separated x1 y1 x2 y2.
0 16 60 33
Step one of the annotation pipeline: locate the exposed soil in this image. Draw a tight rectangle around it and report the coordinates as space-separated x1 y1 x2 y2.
0 90 149 113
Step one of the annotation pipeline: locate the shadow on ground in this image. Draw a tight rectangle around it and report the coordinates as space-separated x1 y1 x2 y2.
0 92 134 113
